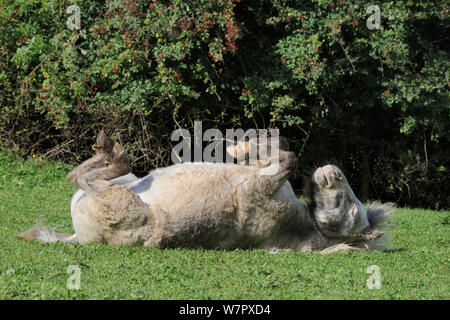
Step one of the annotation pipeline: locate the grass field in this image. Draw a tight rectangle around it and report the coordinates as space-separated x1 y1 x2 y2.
0 151 448 300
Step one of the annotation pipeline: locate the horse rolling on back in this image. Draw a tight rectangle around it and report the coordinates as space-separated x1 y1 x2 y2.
18 132 394 253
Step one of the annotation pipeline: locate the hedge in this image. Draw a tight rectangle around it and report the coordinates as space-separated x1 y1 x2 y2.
1 0 449 208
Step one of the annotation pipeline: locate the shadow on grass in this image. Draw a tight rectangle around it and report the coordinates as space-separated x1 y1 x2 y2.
383 248 406 253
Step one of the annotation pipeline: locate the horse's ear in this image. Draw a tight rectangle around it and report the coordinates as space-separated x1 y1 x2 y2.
111 143 128 160
112 143 123 154
96 130 107 145
93 130 114 154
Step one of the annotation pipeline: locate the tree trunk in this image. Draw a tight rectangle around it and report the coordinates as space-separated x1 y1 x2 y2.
359 152 370 203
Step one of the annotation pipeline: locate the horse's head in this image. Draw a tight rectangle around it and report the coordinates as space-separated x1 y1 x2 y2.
311 165 394 246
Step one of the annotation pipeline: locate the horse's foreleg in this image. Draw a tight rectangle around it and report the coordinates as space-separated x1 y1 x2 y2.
256 149 297 196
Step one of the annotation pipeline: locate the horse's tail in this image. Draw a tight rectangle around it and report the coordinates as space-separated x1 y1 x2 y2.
17 224 77 243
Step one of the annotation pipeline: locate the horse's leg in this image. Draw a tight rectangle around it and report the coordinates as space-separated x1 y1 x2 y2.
230 143 297 245
228 140 297 196
256 148 297 196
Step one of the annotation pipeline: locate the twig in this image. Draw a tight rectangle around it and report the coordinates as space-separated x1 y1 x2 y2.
331 33 356 72
26 53 54 79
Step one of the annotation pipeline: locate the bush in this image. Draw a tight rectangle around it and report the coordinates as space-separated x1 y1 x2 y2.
0 0 449 208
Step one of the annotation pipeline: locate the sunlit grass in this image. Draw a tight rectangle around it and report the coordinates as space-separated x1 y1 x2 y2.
0 151 448 299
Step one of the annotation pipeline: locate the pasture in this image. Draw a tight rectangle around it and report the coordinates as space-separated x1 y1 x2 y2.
0 152 448 299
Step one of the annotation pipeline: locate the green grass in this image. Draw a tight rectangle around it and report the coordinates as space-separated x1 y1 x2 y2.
0 151 448 300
